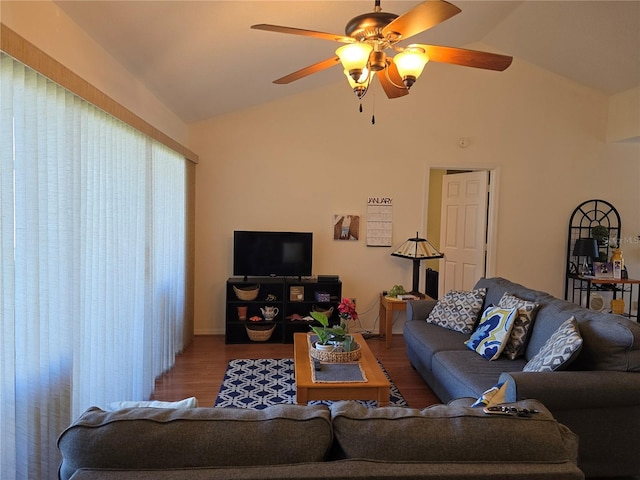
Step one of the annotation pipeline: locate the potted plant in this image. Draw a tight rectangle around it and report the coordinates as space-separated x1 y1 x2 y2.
591 225 609 246
309 311 346 350
309 298 358 352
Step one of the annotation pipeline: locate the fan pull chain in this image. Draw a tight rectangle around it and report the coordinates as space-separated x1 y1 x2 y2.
371 93 376 125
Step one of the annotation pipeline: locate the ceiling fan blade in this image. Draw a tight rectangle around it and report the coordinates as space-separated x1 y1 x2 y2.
382 0 461 41
273 56 342 84
376 59 409 99
251 24 354 44
413 44 513 71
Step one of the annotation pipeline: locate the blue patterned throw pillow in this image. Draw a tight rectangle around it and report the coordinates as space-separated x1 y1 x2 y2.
523 317 583 372
465 305 518 360
426 288 487 334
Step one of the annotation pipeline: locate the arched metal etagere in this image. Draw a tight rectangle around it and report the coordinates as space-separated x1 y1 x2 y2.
564 199 621 302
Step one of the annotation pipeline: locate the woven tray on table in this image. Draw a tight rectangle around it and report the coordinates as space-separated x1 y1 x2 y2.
309 343 362 362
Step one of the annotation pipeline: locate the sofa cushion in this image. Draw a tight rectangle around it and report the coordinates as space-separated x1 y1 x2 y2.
58 405 332 480
426 288 486 334
498 292 540 360
465 305 517 360
524 317 583 372
431 349 526 400
330 400 578 464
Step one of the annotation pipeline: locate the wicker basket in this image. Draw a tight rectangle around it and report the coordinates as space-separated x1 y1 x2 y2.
310 342 362 362
233 284 260 301
311 305 334 317
245 323 275 342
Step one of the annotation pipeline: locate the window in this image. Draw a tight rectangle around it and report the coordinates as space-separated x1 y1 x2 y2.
1 52 187 479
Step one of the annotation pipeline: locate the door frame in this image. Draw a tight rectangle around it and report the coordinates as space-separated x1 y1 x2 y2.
423 164 500 280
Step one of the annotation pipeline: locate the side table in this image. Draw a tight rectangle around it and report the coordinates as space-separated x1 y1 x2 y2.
379 294 433 348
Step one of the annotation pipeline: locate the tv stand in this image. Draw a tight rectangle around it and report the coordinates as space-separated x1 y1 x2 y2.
225 276 342 343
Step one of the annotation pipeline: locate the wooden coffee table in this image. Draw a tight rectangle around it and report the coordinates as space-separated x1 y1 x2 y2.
293 332 390 406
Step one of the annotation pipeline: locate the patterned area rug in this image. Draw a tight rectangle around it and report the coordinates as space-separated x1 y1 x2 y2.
214 358 408 409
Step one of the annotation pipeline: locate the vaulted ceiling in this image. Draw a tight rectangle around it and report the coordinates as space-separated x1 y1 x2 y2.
54 1 640 123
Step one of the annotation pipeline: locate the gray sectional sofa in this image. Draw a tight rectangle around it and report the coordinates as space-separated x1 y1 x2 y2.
403 276 640 478
58 400 583 479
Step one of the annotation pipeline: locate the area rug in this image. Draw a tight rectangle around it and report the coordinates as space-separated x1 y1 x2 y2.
214 358 408 409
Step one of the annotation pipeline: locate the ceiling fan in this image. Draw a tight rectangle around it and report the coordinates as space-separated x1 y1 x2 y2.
251 0 513 100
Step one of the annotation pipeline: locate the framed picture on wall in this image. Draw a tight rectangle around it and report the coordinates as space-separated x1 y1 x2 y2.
333 214 359 240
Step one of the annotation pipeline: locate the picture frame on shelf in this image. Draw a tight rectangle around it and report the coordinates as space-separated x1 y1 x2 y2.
290 286 304 302
593 262 613 279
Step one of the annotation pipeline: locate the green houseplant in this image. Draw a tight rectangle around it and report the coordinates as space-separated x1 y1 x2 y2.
310 298 358 351
309 311 347 346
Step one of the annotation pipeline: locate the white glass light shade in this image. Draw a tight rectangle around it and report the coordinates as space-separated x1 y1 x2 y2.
336 43 373 75
394 49 429 82
344 68 370 88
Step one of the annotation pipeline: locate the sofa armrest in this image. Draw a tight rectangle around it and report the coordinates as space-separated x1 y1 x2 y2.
499 370 640 410
406 299 437 322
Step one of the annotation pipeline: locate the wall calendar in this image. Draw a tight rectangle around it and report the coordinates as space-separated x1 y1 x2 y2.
366 196 393 246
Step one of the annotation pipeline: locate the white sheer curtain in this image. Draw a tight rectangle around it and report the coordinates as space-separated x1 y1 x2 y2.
0 53 186 479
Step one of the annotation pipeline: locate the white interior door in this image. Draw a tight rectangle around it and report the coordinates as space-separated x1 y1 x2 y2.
439 170 489 295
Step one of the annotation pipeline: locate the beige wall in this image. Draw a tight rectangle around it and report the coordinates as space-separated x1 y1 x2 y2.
1 0 188 145
607 87 640 142
189 53 640 334
4 1 638 335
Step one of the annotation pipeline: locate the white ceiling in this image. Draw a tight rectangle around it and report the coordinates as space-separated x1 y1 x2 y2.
54 0 640 124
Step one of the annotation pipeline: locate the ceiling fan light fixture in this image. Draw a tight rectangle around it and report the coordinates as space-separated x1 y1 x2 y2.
369 50 387 71
336 43 373 81
394 47 429 89
344 69 371 99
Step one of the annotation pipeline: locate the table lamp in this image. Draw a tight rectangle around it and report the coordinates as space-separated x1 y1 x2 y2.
572 237 599 276
391 232 444 294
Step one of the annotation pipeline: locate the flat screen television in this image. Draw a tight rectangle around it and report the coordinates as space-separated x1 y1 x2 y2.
233 231 313 278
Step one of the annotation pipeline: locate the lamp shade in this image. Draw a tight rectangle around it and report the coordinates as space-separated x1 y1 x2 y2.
391 232 443 294
391 233 443 260
344 68 370 87
572 238 599 258
336 43 373 80
394 47 429 85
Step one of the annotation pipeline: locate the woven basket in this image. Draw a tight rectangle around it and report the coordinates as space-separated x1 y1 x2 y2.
233 284 260 301
245 323 275 342
310 342 362 362
311 305 334 317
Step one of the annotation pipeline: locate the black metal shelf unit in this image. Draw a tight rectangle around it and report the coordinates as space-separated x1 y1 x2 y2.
564 199 621 306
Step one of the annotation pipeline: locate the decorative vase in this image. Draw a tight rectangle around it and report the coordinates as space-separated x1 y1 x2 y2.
611 248 624 280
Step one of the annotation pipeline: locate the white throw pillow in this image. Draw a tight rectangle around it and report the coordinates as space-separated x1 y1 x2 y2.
106 396 198 411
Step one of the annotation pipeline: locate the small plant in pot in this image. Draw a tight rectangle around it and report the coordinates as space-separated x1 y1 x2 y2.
309 311 349 352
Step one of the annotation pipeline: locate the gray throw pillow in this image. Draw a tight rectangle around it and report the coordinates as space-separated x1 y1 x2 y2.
523 317 583 372
498 292 539 360
426 288 486 334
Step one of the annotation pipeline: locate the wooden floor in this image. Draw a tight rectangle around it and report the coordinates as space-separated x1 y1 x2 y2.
151 334 441 408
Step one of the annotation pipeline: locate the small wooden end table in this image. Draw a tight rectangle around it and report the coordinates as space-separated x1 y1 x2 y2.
379 294 434 348
293 332 390 406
